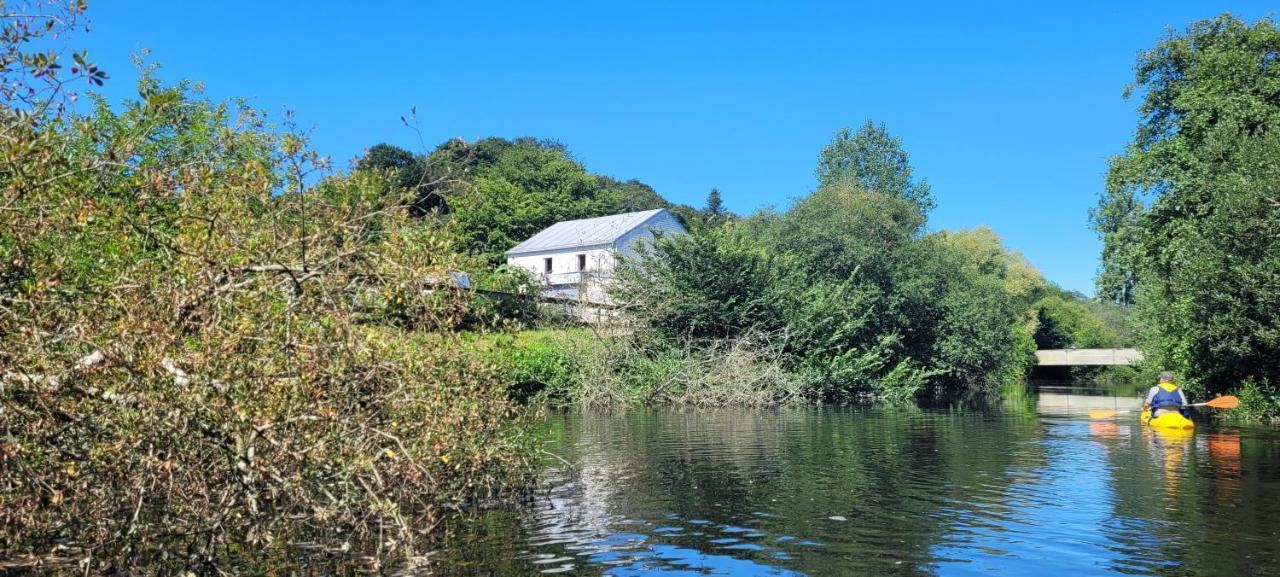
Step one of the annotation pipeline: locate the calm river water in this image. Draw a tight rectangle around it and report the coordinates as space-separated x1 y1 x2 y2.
432 402 1280 576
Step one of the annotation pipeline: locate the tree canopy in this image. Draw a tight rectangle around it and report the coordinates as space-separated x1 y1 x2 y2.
617 174 1044 401
356 137 707 264
1091 14 1280 414
816 121 935 215
705 187 725 217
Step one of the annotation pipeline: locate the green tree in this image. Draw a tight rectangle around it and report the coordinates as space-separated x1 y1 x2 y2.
360 142 415 172
705 187 725 217
772 184 924 284
1032 294 1120 349
601 176 670 212
815 121 935 215
432 136 711 264
357 142 447 215
356 134 709 265
613 224 788 341
441 139 601 262
1089 187 1141 305
616 189 1042 401
1091 14 1280 414
893 229 1041 393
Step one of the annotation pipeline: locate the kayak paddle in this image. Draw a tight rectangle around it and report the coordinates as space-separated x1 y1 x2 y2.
1191 395 1240 409
1088 395 1240 419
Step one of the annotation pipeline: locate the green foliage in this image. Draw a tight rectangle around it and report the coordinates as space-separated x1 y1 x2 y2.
697 187 735 229
1 71 534 569
447 175 547 263
356 136 708 265
615 183 1043 402
900 229 1040 392
476 329 585 403
603 176 674 213
1230 378 1280 424
815 120 935 214
467 265 543 327
614 225 788 341
0 0 106 113
1089 188 1141 305
705 187 725 216
357 142 445 215
771 185 923 283
1091 14 1280 417
1032 294 1122 349
443 138 691 263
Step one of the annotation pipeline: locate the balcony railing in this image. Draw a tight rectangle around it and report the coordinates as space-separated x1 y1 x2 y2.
537 270 614 286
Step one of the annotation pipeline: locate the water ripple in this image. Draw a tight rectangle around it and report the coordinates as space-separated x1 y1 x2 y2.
428 407 1280 576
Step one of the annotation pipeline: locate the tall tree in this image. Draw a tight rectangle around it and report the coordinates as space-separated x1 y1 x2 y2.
1089 185 1141 306
815 121 935 215
773 184 924 284
705 187 725 217
1092 14 1280 407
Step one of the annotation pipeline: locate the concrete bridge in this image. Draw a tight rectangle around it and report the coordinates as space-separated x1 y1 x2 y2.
1035 348 1143 366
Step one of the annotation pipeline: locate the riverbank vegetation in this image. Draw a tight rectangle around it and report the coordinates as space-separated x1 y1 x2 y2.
1 8 536 570
9 2 1257 570
503 123 1112 407
607 137 1046 403
1093 14 1280 420
460 124 1135 408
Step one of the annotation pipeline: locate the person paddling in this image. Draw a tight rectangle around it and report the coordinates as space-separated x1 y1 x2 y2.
1144 371 1189 418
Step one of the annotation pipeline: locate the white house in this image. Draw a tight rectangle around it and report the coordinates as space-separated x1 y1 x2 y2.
505 208 687 305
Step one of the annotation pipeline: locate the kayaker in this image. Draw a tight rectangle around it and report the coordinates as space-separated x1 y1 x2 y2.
1144 371 1189 417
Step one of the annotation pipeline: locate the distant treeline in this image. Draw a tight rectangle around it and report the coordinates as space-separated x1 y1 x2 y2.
355 137 718 266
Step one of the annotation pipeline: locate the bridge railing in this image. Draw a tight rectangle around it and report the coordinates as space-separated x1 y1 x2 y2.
1034 348 1143 366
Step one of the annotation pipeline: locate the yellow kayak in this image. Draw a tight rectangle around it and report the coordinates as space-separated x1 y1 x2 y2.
1141 409 1195 430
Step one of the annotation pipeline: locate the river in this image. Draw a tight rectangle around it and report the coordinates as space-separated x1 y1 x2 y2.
430 398 1280 576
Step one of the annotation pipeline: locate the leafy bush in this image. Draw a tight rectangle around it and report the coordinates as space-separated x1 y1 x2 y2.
468 265 543 327
1230 378 1280 423
0 75 534 571
613 225 788 341
554 332 804 409
613 182 1042 404
476 329 585 403
1032 294 1122 349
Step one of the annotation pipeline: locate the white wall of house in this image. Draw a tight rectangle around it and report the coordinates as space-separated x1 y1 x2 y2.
614 209 685 260
507 245 616 303
505 210 687 308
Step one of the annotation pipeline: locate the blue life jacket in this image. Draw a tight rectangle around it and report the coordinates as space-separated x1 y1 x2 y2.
1151 383 1185 413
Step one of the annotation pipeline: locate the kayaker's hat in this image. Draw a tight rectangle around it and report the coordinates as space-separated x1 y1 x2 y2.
1158 371 1174 382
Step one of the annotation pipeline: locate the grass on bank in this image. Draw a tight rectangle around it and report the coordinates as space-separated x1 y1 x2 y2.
474 327 805 409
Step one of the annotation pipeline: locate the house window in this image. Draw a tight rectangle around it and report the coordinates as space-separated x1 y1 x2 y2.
577 254 587 271
543 257 553 273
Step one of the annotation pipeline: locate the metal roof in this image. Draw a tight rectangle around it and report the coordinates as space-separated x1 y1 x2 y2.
506 209 667 255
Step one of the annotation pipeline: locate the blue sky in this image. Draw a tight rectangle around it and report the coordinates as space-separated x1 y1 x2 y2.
74 1 1276 294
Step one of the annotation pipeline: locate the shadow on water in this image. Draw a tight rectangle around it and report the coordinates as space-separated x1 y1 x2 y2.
425 402 1280 576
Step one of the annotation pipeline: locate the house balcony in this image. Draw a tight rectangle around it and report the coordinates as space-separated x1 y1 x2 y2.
540 271 583 286
538 270 614 286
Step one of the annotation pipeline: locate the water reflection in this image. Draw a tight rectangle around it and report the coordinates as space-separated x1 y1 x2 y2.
429 407 1280 576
